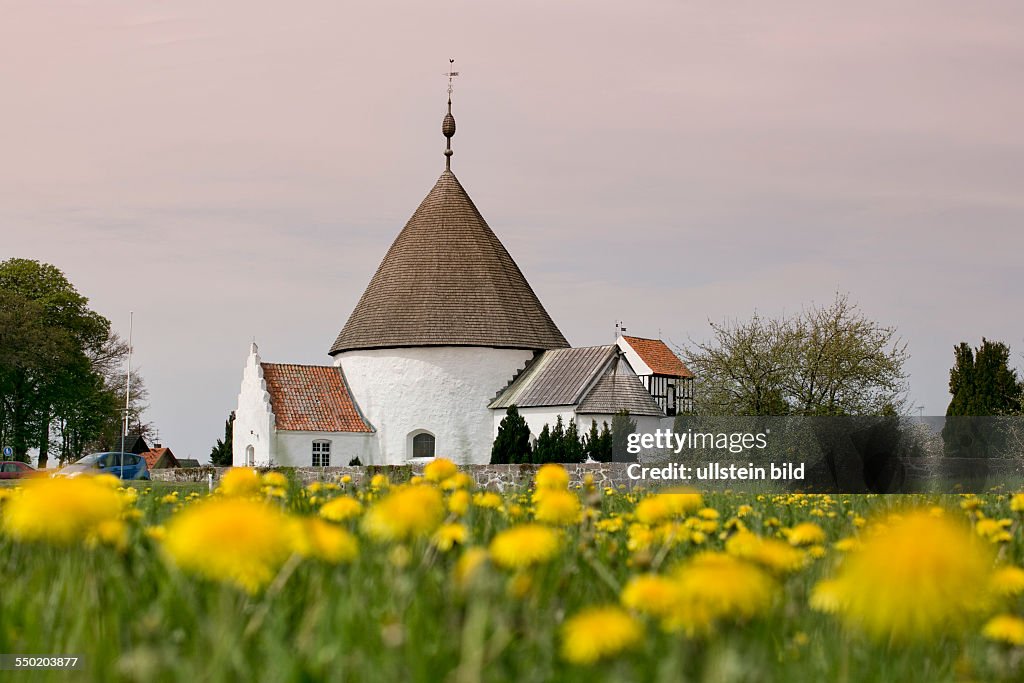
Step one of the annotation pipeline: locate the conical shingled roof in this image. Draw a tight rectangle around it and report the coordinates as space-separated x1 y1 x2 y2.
329 170 569 354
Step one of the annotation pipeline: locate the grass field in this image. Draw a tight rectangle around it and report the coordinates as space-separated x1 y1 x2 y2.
2 464 1024 682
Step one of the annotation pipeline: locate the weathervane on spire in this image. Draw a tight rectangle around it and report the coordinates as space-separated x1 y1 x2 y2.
442 58 458 170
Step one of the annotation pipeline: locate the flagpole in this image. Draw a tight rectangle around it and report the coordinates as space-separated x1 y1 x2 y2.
120 312 133 475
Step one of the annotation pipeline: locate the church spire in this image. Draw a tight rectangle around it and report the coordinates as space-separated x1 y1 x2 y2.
442 59 458 170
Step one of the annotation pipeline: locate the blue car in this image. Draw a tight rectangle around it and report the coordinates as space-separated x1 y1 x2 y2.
54 452 151 481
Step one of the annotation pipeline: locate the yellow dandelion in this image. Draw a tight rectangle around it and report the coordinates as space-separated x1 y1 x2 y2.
144 525 166 541
219 468 262 497
1010 493 1024 512
262 471 289 489
162 497 296 594
561 606 643 665
535 463 569 491
160 491 179 505
634 490 703 525
441 472 474 491
983 614 1024 646
725 532 807 573
990 566 1024 598
362 485 445 542
448 489 471 516
620 573 681 619
976 517 1013 544
489 524 560 570
811 509 994 641
432 523 469 552
533 489 582 526
340 475 352 485
2 477 124 547
666 552 776 635
697 507 720 520
293 517 358 563
319 495 362 522
423 457 458 483
786 522 826 546
473 491 503 511
454 547 489 589
369 473 389 490
596 517 625 534
736 504 753 517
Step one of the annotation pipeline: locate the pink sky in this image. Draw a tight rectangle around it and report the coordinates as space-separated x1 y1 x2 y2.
3 1 1023 459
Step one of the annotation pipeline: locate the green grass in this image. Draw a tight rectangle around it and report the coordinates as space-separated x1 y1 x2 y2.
1 482 1023 682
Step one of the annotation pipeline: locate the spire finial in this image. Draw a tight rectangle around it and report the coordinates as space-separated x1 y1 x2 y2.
442 58 458 170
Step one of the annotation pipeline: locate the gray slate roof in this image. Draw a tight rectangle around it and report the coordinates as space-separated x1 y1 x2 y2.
329 170 569 354
490 346 665 417
576 357 666 416
490 345 617 409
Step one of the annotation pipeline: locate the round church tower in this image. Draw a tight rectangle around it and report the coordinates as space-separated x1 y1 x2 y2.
329 91 568 464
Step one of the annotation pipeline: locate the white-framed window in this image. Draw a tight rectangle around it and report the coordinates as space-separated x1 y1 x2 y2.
312 440 331 467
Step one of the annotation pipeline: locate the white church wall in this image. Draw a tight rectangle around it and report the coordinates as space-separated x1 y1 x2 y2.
576 414 663 437
232 345 275 466
274 431 376 468
336 346 534 465
506 406 578 442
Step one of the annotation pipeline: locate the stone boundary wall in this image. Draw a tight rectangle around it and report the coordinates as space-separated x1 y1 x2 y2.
150 463 636 491
149 458 1023 493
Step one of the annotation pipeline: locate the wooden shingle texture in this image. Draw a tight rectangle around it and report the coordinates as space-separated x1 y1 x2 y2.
330 170 569 354
577 357 666 416
261 363 373 433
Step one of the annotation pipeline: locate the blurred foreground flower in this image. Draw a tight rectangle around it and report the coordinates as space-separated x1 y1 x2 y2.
2 477 124 547
489 524 560 569
423 457 458 483
293 518 358 564
811 509 994 641
318 495 362 522
362 484 445 542
162 497 295 594
533 489 581 526
561 606 642 665
219 468 262 497
634 490 703 525
982 614 1024 646
667 552 776 635
534 463 569 491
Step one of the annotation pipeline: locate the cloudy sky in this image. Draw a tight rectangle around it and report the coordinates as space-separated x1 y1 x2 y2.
3 1 1022 459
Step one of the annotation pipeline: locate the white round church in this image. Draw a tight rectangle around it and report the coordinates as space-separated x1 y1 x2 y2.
232 96 692 466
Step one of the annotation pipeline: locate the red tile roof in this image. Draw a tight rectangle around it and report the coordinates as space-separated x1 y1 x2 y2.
261 363 373 433
622 336 694 378
141 447 177 469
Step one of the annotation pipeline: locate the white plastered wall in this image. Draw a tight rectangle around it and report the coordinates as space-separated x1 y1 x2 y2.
232 343 275 466
335 346 534 464
273 430 376 467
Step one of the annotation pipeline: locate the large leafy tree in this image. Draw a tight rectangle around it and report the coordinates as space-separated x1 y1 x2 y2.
684 294 908 416
0 258 152 466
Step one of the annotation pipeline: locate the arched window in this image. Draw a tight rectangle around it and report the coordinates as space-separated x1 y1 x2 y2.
412 433 435 459
245 445 255 466
312 440 331 467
